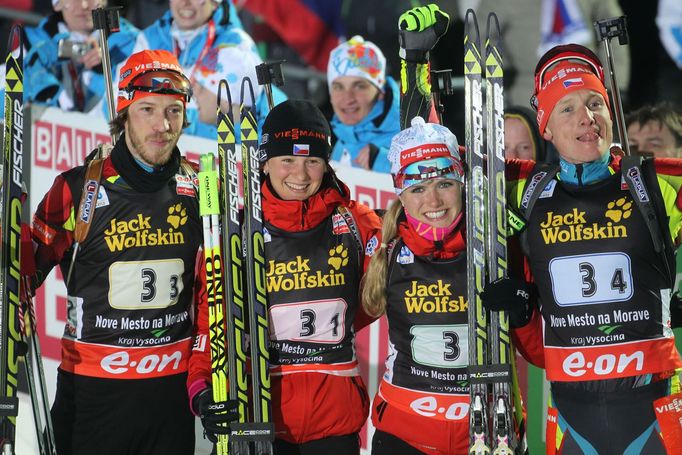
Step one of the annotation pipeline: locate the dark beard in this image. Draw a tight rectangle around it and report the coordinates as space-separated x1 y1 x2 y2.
127 125 179 168
110 134 181 193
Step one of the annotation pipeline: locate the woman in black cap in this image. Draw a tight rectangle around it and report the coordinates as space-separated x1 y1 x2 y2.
189 99 383 454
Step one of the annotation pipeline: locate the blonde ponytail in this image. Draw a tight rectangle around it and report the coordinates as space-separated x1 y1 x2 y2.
362 200 404 317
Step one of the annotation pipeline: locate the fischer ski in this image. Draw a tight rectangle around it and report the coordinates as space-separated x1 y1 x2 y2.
199 79 275 454
465 10 518 454
233 77 275 455
216 80 249 455
0 25 25 455
1 25 57 455
464 9 490 453
484 12 516 454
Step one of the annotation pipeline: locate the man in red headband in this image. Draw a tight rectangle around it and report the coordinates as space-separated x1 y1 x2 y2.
26 49 226 454
484 44 682 453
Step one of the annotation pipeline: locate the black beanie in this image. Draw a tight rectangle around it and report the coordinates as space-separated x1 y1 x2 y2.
258 99 332 162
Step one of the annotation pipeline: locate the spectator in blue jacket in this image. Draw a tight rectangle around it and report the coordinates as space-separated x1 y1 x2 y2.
191 43 264 137
1 0 138 113
132 0 286 139
328 35 400 173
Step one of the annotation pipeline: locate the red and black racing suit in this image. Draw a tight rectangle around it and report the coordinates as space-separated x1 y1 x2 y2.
187 178 382 448
370 216 473 454
32 138 204 455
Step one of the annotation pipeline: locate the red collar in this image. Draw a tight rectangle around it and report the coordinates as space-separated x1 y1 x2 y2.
262 180 351 231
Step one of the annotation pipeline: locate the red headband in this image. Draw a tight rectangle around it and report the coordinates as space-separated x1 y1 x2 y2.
532 45 611 134
535 61 610 134
117 50 191 112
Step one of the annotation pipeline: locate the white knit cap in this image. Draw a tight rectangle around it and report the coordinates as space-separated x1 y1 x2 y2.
193 43 263 107
327 35 386 92
388 117 463 193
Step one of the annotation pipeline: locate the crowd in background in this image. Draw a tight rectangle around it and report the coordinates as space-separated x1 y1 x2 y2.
0 0 680 163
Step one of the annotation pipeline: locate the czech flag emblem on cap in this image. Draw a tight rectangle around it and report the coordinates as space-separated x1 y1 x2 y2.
293 144 310 156
562 77 585 89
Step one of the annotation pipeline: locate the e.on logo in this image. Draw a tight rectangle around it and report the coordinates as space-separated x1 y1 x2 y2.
33 120 110 171
562 351 644 378
410 396 469 421
101 350 183 376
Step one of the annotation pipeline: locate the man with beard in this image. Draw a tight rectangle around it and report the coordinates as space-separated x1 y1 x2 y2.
28 49 203 455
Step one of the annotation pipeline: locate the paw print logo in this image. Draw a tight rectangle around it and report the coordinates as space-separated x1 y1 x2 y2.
605 197 632 223
167 203 187 229
328 245 349 270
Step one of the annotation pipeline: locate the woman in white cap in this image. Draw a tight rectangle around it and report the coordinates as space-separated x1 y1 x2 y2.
361 116 473 454
327 35 400 173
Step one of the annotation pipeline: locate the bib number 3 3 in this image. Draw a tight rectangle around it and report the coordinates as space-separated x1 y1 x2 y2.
109 259 184 309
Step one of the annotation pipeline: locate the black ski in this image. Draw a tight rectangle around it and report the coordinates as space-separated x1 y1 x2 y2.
0 25 24 455
465 10 524 453
231 77 274 454
484 12 515 454
464 9 490 453
216 80 250 455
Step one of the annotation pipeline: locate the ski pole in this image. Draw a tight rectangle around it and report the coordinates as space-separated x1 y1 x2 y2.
430 69 455 125
92 6 121 144
594 16 630 155
64 7 120 287
255 60 285 111
19 276 57 455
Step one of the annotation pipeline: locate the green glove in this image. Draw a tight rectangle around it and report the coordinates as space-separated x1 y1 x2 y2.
398 4 450 62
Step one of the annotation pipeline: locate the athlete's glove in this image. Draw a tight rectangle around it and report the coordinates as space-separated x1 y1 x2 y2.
671 294 682 328
398 4 450 62
481 278 535 328
193 388 239 443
